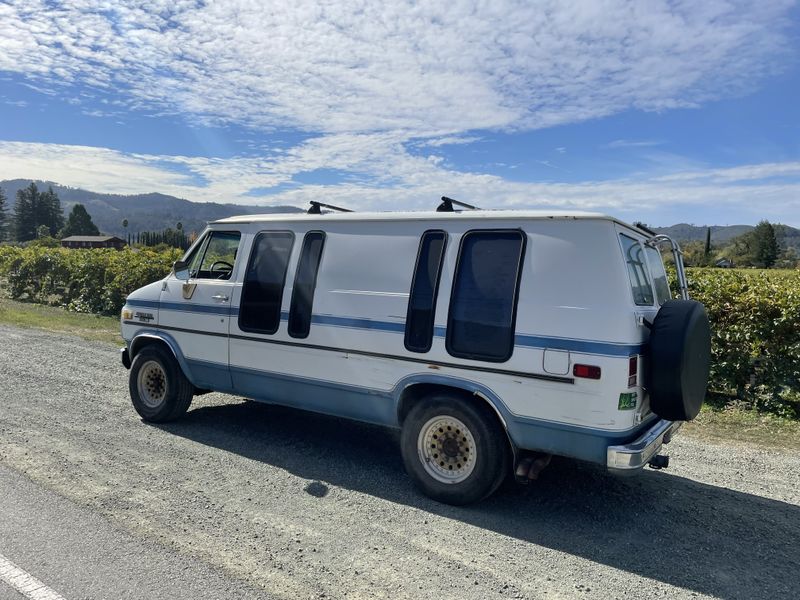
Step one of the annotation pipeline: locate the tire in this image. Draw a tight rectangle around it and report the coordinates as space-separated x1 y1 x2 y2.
647 299 711 422
129 345 194 423
400 395 510 505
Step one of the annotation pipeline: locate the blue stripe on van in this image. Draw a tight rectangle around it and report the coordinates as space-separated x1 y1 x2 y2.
125 299 160 309
126 300 644 357
515 334 646 357
127 299 232 315
310 314 406 333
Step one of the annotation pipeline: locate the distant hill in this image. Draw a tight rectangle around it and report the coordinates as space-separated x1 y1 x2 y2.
0 179 303 237
653 223 755 242
653 222 800 253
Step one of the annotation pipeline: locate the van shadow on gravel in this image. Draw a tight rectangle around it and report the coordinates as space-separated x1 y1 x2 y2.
157 400 799 600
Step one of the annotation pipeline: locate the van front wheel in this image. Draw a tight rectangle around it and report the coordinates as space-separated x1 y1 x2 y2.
129 345 193 422
400 396 510 505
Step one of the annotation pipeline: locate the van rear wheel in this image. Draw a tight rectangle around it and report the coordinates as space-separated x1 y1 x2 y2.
129 345 194 422
401 395 510 505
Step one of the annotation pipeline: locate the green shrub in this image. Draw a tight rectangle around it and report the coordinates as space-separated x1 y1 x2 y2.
682 268 800 418
0 246 181 316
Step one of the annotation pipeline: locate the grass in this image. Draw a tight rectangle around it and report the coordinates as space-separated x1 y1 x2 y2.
683 405 800 451
0 295 121 345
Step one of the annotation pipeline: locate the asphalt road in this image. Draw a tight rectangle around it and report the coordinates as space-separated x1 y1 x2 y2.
0 324 798 600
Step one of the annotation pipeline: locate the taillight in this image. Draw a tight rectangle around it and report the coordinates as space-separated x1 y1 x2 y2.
573 364 601 379
628 356 638 387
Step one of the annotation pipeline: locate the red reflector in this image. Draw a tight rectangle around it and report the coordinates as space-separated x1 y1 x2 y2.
628 355 638 387
573 364 601 379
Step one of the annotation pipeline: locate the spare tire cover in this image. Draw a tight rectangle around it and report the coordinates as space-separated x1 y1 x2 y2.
647 299 711 421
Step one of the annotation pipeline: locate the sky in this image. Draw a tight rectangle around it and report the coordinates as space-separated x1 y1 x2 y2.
0 0 799 226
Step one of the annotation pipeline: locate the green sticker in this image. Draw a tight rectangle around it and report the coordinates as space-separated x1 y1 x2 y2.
618 392 638 410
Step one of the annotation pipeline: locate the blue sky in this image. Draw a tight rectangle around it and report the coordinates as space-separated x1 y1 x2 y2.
1 0 799 226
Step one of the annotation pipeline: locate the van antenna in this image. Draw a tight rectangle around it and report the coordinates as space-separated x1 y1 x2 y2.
437 196 480 212
308 201 353 214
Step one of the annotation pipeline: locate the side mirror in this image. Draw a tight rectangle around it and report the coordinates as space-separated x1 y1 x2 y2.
173 260 190 281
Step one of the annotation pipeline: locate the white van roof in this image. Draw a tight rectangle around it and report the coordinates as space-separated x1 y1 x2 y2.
213 209 640 229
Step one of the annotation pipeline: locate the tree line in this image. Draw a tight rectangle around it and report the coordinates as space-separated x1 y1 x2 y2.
0 183 190 249
682 220 794 269
0 182 100 242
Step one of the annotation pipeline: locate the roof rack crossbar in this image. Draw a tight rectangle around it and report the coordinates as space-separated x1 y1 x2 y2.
308 201 353 214
633 221 656 236
437 196 480 212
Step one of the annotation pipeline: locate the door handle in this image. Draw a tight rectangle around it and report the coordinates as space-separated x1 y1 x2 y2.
212 294 229 302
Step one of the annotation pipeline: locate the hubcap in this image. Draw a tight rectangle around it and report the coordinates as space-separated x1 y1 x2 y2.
417 415 477 484
137 360 167 408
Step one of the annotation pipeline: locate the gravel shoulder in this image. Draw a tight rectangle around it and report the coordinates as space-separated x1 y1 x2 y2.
0 324 798 600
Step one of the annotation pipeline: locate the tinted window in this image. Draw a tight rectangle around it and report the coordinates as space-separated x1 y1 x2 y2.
645 246 671 305
446 230 525 362
288 231 326 339
239 232 294 334
620 234 654 305
405 231 447 353
185 231 240 280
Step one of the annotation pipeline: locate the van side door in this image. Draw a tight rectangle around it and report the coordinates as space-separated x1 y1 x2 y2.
159 230 241 390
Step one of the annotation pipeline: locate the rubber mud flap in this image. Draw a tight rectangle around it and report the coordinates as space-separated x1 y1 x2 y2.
647 299 711 421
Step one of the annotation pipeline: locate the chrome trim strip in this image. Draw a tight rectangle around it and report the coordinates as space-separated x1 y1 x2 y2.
607 419 682 472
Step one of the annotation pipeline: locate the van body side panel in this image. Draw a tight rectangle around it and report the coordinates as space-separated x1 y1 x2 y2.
221 218 651 433
123 216 661 464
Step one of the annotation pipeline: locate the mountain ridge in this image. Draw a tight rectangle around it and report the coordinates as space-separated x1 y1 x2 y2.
0 179 303 237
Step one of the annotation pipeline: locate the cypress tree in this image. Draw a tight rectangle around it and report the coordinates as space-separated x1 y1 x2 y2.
752 220 779 268
40 186 65 236
14 183 38 242
61 204 100 237
0 187 7 241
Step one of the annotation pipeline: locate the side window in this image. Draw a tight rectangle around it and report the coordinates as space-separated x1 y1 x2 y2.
620 234 654 306
239 232 295 334
288 231 326 339
405 230 447 353
645 246 671 305
446 230 525 362
186 231 240 280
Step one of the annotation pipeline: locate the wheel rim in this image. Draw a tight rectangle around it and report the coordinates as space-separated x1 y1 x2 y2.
417 415 477 484
137 360 167 408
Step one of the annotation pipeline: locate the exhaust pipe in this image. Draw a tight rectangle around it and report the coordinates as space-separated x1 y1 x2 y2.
648 454 670 470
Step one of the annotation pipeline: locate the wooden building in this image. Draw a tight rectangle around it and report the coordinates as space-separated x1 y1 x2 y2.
61 235 126 249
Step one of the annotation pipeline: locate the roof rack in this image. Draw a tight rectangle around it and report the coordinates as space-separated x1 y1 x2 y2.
308 201 353 214
437 196 480 212
633 221 656 237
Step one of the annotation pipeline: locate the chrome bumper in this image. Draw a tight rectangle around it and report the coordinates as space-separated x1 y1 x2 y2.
607 419 682 473
120 347 131 369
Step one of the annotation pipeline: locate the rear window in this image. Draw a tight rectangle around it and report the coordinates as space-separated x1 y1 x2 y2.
645 246 671 305
446 230 525 362
620 234 654 306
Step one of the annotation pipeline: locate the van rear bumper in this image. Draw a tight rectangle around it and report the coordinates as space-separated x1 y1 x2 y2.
606 419 682 473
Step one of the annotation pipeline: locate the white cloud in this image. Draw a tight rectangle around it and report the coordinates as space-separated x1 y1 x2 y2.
417 136 483 148
655 162 800 183
1 140 798 225
605 139 665 149
0 1 793 136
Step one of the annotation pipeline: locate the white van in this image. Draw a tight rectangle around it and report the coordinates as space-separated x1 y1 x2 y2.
120 203 710 504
